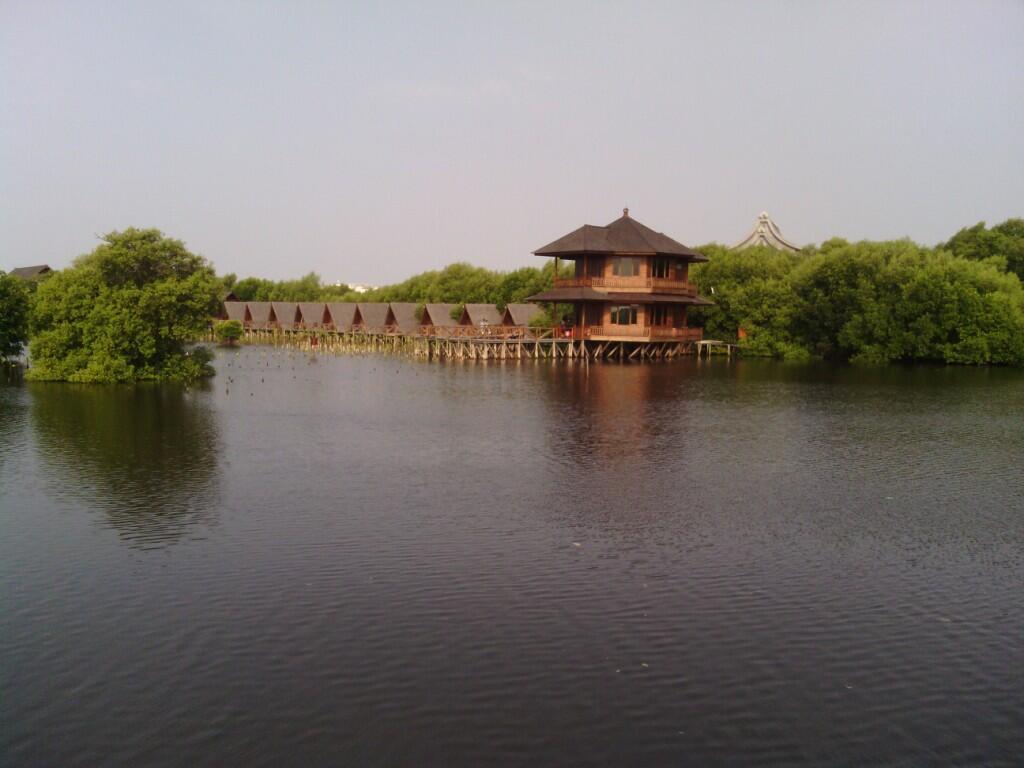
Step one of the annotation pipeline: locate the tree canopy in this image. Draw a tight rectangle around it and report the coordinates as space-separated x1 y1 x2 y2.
690 236 1024 365
941 218 1024 282
0 271 31 358
27 228 221 382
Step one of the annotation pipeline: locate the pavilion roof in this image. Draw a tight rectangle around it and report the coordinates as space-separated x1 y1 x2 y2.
422 303 461 327
224 301 247 321
9 264 51 278
246 301 273 324
271 301 300 329
298 302 328 325
460 304 502 326
326 302 358 329
502 303 542 326
534 209 707 261
356 303 389 328
387 302 421 332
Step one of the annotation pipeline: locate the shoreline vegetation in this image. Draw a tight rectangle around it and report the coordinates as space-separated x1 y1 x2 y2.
2 218 1022 382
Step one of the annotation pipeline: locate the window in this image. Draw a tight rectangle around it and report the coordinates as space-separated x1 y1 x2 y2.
650 305 671 326
611 257 640 277
652 257 671 279
609 305 639 325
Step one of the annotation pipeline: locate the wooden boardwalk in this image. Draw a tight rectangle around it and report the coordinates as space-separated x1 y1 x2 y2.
228 327 719 362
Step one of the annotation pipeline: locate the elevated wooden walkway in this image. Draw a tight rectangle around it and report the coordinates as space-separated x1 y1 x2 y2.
228 327 718 362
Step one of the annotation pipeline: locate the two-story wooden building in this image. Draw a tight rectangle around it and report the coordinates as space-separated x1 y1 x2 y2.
527 209 712 343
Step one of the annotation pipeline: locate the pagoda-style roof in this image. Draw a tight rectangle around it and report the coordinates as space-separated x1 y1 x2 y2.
734 212 801 252
534 209 707 261
526 287 714 306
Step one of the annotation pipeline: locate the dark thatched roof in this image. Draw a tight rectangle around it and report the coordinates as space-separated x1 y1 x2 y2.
271 301 300 329
422 303 460 327
460 304 502 326
534 210 707 261
245 302 272 328
502 303 542 326
224 301 247 321
356 303 389 329
387 302 421 332
298 302 329 326
326 302 357 330
9 265 51 278
526 288 714 306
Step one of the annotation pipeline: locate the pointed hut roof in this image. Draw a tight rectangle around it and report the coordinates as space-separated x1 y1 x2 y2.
734 212 801 252
387 302 421 333
422 303 461 327
246 301 272 327
271 301 300 329
356 302 389 329
224 301 247 321
502 303 542 326
460 304 502 326
298 302 329 326
326 302 357 330
534 209 707 261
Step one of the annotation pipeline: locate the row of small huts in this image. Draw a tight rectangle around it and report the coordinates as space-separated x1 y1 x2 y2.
222 301 543 334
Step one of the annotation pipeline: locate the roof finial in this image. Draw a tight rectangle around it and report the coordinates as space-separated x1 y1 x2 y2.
623 207 629 218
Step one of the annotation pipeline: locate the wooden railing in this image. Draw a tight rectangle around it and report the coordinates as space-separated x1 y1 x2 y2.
584 325 703 341
420 325 531 339
553 276 696 296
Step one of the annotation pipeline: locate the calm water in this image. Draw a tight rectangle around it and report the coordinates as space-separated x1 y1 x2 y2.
2 348 1023 766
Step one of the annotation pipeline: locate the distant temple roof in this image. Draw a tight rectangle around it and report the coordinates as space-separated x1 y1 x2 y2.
534 209 708 261
734 212 800 252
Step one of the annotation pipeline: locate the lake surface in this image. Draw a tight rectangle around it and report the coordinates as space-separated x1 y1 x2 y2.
2 347 1023 766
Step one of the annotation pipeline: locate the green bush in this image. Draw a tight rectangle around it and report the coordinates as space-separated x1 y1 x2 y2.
215 319 243 345
27 228 220 382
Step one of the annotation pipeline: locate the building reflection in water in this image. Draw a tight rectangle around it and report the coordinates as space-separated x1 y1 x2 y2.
30 382 222 549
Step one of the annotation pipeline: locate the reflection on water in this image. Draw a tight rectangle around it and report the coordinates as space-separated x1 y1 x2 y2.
2 349 1024 766
29 381 221 548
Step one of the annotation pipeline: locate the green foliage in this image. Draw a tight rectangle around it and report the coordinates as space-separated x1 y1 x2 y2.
941 218 1024 282
215 319 243 344
27 228 220 382
0 271 31 357
449 304 465 322
692 238 1024 365
230 272 348 302
348 261 566 309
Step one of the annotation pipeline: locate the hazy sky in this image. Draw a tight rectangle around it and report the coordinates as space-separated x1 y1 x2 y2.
2 1 1022 283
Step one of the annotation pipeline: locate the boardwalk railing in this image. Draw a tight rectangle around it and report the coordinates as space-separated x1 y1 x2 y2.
584 325 703 341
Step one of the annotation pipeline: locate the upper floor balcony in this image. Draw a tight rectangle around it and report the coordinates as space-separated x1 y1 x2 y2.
553 276 697 296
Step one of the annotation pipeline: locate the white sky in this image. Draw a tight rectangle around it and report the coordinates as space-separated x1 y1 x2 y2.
2 1 1022 283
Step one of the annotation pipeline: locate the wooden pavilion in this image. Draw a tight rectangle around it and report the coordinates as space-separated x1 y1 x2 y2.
526 209 712 344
